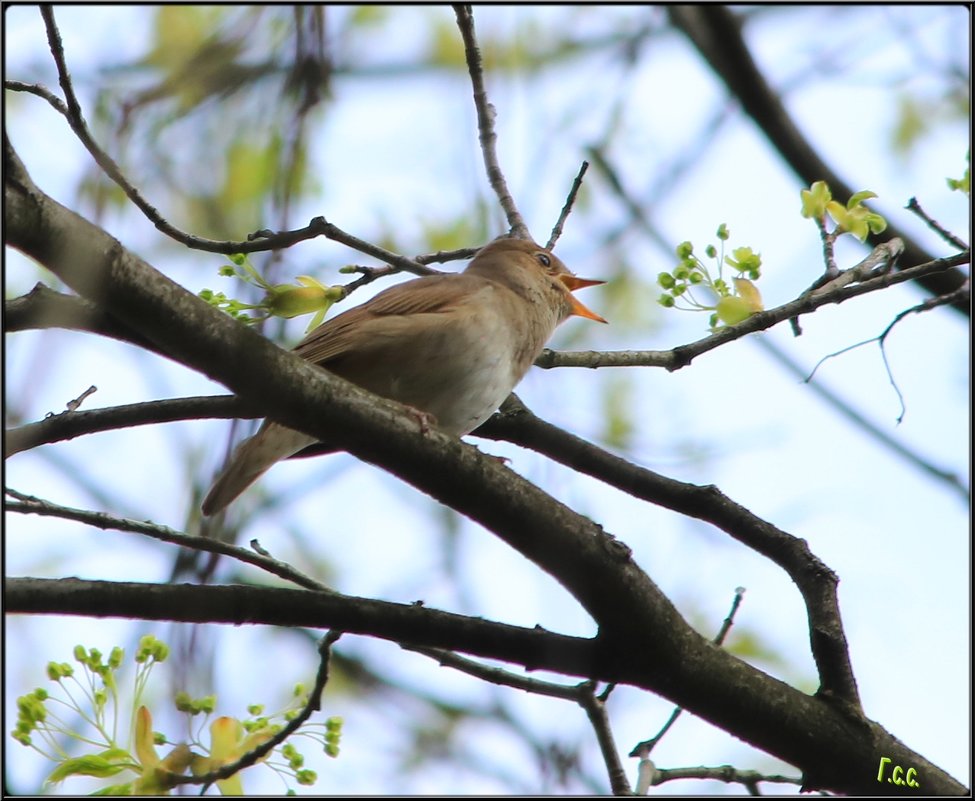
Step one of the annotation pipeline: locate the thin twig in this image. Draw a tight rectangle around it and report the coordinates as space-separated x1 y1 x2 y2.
649 764 802 792
170 631 342 791
629 588 747 758
547 160 589 249
452 4 531 240
535 251 969 370
414 246 481 265
4 488 332 592
577 682 632 795
906 196 969 251
27 12 433 268
406 645 630 795
758 334 969 501
5 395 255 458
404 644 580 700
806 283 971 426
63 385 98 413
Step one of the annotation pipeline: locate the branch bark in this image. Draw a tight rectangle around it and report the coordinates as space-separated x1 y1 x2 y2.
5 576 966 795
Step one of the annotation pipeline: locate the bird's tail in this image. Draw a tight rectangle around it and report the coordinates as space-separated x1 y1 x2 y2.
202 423 316 515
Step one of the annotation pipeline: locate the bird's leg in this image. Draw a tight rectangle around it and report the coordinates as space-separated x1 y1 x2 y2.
403 406 438 437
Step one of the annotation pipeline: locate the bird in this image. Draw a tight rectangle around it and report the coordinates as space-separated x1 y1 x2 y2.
201 237 605 515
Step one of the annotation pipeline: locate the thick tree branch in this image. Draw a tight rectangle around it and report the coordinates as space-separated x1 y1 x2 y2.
478 396 860 710
4 282 169 356
6 577 606 680
6 577 967 795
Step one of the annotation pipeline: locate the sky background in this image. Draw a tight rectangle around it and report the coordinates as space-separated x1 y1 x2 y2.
4 5 970 794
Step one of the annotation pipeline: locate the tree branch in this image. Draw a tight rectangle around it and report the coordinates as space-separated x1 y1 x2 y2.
14 13 438 269
5 488 327 591
534 250 969 370
453 4 531 240
5 395 254 458
668 4 969 315
6 577 605 679
6 576 967 794
171 632 342 792
478 397 861 711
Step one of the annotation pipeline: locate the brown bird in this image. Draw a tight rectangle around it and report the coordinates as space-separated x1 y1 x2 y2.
202 238 605 515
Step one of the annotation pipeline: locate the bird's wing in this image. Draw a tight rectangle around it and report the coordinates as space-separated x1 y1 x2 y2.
292 273 487 365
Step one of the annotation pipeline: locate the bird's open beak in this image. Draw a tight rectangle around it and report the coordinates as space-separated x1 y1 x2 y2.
559 274 608 323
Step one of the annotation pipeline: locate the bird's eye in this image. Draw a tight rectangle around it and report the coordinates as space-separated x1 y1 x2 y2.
535 252 552 268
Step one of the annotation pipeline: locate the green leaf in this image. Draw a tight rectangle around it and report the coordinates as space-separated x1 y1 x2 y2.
800 180 832 219
847 190 878 208
715 295 755 326
46 750 136 784
724 246 761 274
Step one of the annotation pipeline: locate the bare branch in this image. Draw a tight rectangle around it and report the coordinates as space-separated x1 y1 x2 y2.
547 160 590 250
649 764 802 792
25 12 436 269
5 283 167 356
405 645 580 700
405 646 630 794
576 682 631 796
630 588 747 758
758 336 969 501
5 488 330 592
478 397 862 711
4 577 607 680
805 283 972 429
907 196 969 251
5 395 253 458
452 4 531 240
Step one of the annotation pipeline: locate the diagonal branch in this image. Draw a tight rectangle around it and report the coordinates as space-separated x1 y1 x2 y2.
16 13 438 268
453 4 531 240
170 632 342 791
668 4 969 315
478 397 861 711
5 488 327 591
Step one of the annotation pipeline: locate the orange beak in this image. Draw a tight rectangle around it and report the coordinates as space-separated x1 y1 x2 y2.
559 274 608 323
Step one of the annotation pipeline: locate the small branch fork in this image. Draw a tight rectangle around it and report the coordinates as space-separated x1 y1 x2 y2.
402 645 631 794
630 590 746 776
406 588 798 795
806 282 971 425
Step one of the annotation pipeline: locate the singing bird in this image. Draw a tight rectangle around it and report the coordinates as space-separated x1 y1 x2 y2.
202 238 605 515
